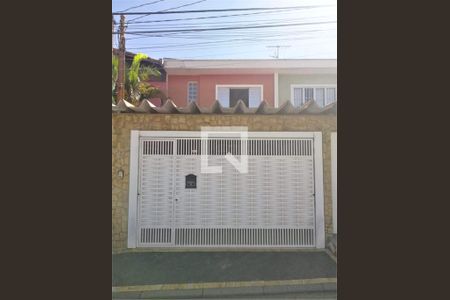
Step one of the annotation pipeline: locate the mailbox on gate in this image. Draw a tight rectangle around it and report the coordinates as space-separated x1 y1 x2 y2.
185 174 197 189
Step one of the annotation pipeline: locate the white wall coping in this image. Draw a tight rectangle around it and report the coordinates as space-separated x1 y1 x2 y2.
163 59 337 75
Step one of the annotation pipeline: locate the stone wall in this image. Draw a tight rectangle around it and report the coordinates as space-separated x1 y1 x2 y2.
112 113 337 252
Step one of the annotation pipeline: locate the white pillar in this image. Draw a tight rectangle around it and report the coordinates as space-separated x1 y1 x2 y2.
331 132 337 234
274 72 279 107
127 130 139 248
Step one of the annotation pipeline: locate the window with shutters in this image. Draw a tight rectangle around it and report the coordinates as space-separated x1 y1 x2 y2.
291 85 337 107
187 81 198 102
216 85 263 107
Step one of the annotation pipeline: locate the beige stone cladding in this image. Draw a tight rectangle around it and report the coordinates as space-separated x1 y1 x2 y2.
112 114 337 252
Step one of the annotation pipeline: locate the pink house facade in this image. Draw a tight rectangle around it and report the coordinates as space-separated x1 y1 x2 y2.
163 59 337 108
167 74 274 107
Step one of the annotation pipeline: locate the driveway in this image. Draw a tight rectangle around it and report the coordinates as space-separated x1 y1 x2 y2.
113 251 336 287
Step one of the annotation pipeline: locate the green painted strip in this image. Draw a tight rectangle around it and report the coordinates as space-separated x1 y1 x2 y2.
112 277 337 293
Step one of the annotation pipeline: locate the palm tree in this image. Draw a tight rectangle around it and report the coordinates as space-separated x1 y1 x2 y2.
112 53 163 105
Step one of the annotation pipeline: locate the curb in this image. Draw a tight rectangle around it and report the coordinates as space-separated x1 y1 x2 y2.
324 248 337 263
112 277 337 299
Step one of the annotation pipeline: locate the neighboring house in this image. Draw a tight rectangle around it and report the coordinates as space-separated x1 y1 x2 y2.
163 59 337 108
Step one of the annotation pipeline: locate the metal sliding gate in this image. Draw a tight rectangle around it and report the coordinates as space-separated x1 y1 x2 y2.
136 134 316 248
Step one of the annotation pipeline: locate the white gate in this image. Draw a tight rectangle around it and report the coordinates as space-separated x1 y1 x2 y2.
128 131 324 248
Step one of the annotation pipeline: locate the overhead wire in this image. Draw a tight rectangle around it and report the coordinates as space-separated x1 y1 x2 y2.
113 3 336 59
131 38 336 53
158 0 207 12
117 0 170 13
127 29 336 50
126 5 329 24
118 20 336 35
125 27 336 44
113 5 334 15
128 0 207 22
125 15 332 29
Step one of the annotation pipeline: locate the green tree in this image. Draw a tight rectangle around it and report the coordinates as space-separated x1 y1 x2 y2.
112 53 163 105
125 53 162 105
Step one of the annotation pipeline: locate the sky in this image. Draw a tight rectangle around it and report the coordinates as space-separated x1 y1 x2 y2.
112 0 336 60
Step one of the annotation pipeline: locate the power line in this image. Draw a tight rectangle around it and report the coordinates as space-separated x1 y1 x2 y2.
113 4 336 61
159 0 207 12
126 15 331 29
132 37 335 52
126 35 336 57
131 39 330 53
112 5 333 15
117 0 169 13
127 27 336 42
128 0 207 22
114 20 336 35
127 30 336 41
127 6 325 24
125 28 335 42
127 29 334 49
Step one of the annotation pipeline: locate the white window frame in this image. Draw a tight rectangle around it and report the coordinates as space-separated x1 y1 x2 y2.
187 81 198 102
215 84 264 106
290 84 337 106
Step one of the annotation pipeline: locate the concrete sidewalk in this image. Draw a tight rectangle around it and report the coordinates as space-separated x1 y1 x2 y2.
112 250 336 299
114 290 337 299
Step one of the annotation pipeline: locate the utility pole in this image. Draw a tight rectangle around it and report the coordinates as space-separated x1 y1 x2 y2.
112 15 115 56
116 15 126 101
267 45 291 59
